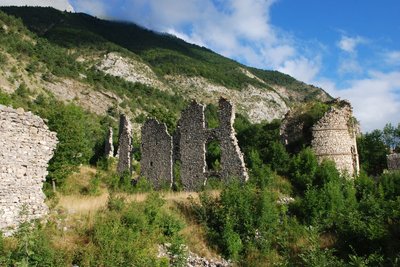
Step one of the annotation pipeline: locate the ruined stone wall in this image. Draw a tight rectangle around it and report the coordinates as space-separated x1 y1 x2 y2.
0 105 58 235
104 127 114 158
387 153 400 170
216 98 249 183
177 98 248 191
179 101 207 191
311 102 359 176
117 114 133 174
141 119 173 189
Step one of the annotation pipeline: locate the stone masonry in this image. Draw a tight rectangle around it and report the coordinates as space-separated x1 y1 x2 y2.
178 101 208 191
311 100 359 176
215 98 249 183
0 105 58 235
117 114 133 174
387 153 400 171
104 127 114 158
141 98 248 191
141 119 173 189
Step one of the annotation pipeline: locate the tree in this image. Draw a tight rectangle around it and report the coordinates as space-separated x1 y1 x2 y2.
382 123 400 151
357 130 389 176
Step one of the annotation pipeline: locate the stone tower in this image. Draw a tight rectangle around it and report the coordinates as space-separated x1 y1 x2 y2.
311 100 359 176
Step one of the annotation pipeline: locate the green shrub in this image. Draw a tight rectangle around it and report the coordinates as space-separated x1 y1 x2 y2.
288 147 318 193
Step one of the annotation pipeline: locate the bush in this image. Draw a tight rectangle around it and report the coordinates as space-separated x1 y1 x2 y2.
288 147 318 193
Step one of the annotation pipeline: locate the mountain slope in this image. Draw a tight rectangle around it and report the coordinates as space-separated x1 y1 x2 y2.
0 6 331 128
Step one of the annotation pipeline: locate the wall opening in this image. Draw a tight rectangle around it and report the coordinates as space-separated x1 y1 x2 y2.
205 104 220 129
206 140 221 172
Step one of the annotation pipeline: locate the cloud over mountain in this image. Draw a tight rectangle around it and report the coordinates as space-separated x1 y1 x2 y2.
0 0 74 12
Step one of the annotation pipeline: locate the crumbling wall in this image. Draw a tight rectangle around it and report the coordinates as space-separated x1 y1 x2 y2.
141 98 249 191
311 101 359 176
177 98 248 191
387 153 400 170
179 101 207 191
104 127 114 158
117 114 133 174
216 98 249 183
0 105 58 235
141 119 173 189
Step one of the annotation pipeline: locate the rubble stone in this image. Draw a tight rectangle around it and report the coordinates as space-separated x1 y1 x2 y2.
387 153 400 170
141 119 173 189
0 105 58 235
311 100 359 176
117 114 133 174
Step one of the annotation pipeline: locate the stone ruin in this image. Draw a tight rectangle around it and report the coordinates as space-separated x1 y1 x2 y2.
0 105 58 235
311 100 359 176
280 99 360 177
141 98 248 191
387 153 400 171
104 127 114 158
141 119 173 189
116 114 133 174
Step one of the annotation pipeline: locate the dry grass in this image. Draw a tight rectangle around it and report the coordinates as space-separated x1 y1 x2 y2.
181 223 222 259
54 165 225 260
56 191 109 215
61 166 97 195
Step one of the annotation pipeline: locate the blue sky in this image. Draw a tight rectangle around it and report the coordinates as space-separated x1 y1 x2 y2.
1 0 399 132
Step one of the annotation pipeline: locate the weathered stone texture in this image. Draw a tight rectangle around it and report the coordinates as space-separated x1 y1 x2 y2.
177 98 248 191
141 119 173 189
179 101 207 191
311 101 359 176
0 105 58 235
141 98 248 191
117 114 133 174
387 153 400 170
104 127 114 158
216 98 249 183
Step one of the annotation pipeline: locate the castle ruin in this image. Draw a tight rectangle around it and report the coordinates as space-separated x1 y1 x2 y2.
104 127 114 158
311 100 359 176
141 119 173 189
117 114 133 174
141 98 248 191
0 105 58 235
387 153 400 171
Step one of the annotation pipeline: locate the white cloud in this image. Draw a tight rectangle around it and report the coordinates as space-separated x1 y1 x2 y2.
318 71 400 132
278 56 321 84
338 57 363 75
0 0 74 12
384 51 400 66
69 0 106 18
337 35 366 53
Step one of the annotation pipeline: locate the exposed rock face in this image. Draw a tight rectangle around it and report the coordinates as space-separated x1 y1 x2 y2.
104 127 114 158
311 101 359 176
141 119 173 189
165 75 289 123
387 153 400 171
0 105 58 235
97 52 166 90
117 114 133 174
